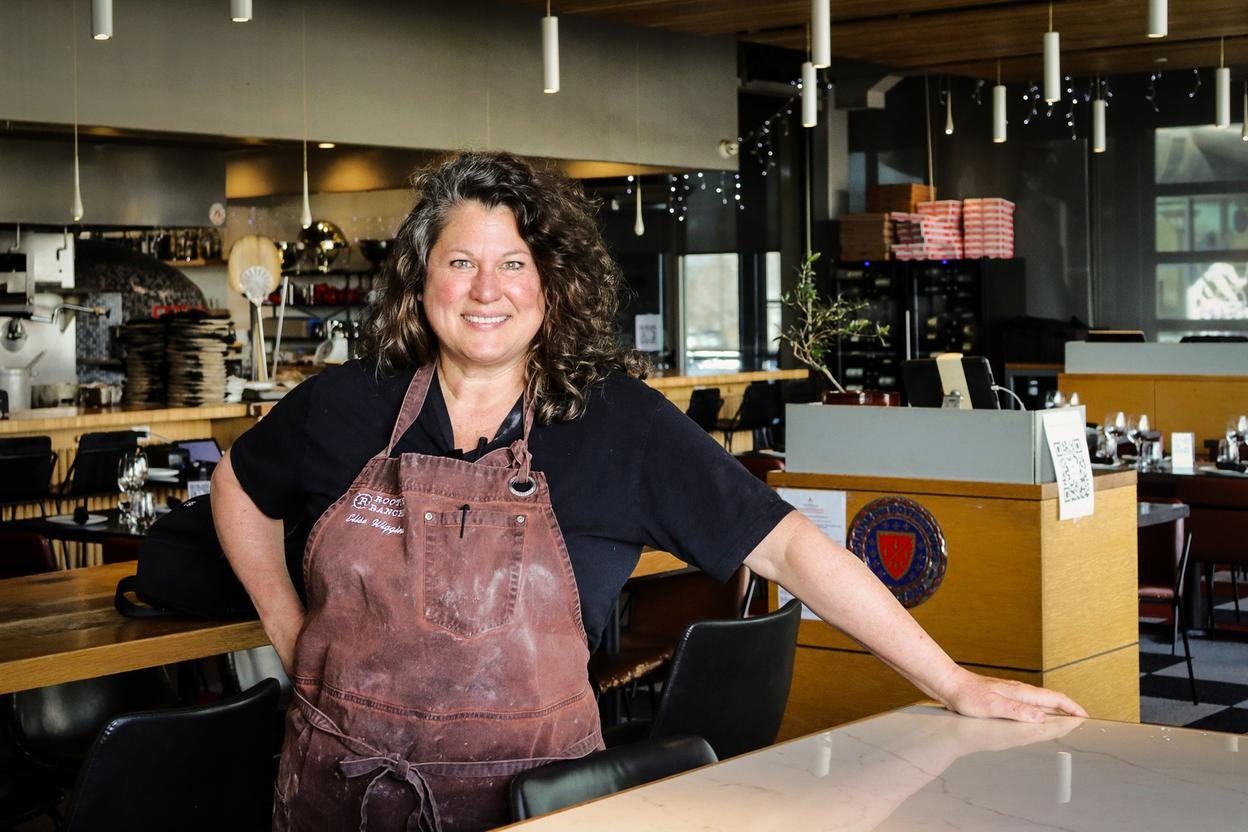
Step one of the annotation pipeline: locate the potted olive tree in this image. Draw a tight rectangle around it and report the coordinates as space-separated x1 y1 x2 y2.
778 252 897 405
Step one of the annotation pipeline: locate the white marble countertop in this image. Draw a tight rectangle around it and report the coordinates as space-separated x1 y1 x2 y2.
502 706 1248 831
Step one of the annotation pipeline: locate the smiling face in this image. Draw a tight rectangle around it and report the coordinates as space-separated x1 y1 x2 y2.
421 200 546 379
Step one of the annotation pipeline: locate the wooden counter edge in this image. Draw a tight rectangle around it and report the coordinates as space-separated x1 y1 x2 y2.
0 404 253 434
644 369 808 391
768 469 1136 500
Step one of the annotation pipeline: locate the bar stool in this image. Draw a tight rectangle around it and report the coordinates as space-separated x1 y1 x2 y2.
716 381 783 452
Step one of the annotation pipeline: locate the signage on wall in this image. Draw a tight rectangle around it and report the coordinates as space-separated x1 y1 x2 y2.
847 496 948 608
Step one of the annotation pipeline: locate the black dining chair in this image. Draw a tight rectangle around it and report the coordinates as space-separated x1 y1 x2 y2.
1138 502 1198 705
603 599 801 760
509 735 716 822
58 431 141 509
684 387 723 433
0 435 58 520
59 678 281 832
716 381 784 452
0 531 59 579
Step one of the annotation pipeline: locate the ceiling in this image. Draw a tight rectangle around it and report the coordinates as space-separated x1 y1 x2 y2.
506 1 1248 82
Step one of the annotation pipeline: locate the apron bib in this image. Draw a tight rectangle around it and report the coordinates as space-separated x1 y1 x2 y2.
274 363 602 832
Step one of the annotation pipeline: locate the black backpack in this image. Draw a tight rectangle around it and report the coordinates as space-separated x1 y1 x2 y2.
114 495 304 619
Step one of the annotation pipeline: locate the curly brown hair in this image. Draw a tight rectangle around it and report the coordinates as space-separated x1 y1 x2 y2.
361 151 648 423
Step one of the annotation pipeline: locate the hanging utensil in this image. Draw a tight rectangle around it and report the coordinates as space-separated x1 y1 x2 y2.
228 235 281 382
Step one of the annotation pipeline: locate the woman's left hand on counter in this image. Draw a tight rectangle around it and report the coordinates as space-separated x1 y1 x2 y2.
935 667 1089 723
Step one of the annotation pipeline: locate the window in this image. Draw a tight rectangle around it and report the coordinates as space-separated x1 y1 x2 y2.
1151 126 1248 331
763 251 783 364
680 253 741 373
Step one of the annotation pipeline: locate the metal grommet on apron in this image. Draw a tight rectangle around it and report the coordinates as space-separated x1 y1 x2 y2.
274 363 602 832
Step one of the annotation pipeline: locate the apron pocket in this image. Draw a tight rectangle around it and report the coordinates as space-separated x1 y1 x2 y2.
423 509 526 636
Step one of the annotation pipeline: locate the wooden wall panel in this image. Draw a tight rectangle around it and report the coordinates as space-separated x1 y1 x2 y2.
1040 484 1138 669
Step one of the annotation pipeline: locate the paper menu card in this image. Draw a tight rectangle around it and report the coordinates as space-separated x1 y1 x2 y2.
1041 407 1095 521
775 488 847 621
1171 432 1196 472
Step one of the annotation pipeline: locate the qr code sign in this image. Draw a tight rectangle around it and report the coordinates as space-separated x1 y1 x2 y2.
1052 438 1092 503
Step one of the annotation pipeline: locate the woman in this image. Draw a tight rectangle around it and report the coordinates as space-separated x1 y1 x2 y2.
214 152 1085 832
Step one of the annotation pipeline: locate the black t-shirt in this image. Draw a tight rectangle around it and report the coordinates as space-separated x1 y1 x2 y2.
229 360 793 651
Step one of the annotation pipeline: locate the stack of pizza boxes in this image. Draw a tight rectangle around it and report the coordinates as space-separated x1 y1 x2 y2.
962 198 1015 259
890 200 963 260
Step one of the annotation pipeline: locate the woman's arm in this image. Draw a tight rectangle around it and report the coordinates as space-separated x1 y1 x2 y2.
743 512 1088 722
211 451 306 672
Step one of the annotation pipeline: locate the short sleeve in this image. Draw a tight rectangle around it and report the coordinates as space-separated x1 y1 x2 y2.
228 375 319 520
636 398 794 582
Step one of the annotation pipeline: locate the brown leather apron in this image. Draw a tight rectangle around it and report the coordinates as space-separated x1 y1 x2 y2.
274 363 603 832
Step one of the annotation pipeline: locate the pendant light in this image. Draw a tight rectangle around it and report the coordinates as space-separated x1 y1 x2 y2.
1147 0 1167 38
801 61 817 128
811 0 830 69
72 2 84 221
944 78 954 135
632 43 644 237
1043 3 1060 104
542 0 559 94
992 61 1007 144
91 0 112 40
1215 37 1230 129
299 3 312 228
1242 81 1248 142
231 0 252 23
1092 79 1106 154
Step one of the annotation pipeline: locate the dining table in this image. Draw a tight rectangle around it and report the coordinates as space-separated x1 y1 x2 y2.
500 704 1248 831
0 550 692 696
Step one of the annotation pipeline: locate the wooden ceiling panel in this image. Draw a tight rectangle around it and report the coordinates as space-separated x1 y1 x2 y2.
504 0 1248 80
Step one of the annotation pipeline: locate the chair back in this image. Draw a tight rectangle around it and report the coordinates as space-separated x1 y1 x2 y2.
4 669 180 782
0 532 57 578
62 679 280 832
734 453 785 484
100 537 142 564
509 735 716 821
61 431 140 499
684 387 723 432
0 436 57 507
1137 499 1186 592
730 381 783 432
649 599 801 759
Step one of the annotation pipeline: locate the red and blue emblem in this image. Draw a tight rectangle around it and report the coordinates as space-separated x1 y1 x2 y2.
847 496 947 608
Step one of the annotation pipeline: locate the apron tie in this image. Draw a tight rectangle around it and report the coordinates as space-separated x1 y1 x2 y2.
295 691 441 832
339 753 440 832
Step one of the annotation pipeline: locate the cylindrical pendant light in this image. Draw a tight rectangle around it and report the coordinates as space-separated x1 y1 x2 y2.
811 0 831 69
1242 82 1248 142
72 3 85 220
1215 38 1230 128
992 62 1007 143
633 180 644 236
300 5 312 228
801 61 817 128
542 3 559 94
231 0 252 23
993 84 1007 143
1043 5 1060 104
92 0 113 40
944 83 954 135
1147 0 1167 38
1092 98 1106 153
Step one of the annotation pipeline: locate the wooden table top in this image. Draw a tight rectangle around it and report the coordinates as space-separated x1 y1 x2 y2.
0 562 267 695
0 550 691 695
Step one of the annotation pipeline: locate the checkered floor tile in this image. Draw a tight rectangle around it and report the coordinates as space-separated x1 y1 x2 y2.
1139 596 1248 734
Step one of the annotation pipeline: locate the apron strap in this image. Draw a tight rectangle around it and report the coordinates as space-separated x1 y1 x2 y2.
386 364 437 456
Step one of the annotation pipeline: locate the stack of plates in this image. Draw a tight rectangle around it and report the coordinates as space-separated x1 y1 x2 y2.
167 317 233 406
118 321 166 405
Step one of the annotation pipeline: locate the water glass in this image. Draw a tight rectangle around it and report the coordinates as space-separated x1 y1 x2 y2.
125 491 155 530
1137 438 1163 472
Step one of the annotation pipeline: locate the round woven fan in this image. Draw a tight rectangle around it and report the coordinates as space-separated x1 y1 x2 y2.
227 235 281 382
